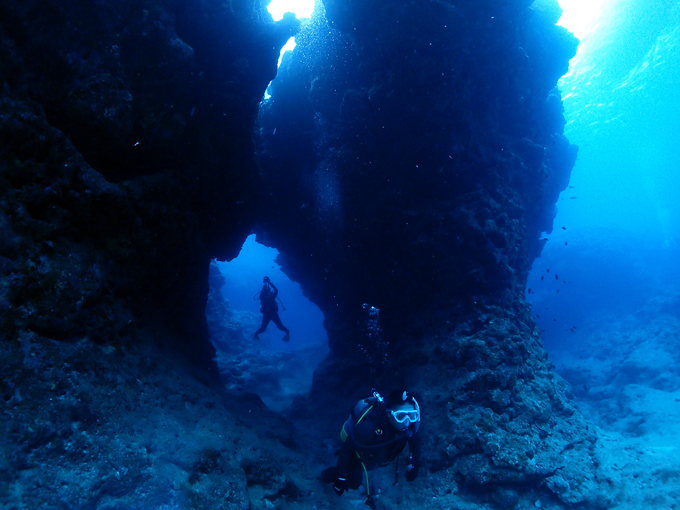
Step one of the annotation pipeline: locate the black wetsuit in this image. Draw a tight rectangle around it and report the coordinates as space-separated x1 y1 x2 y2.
336 399 421 491
254 282 289 336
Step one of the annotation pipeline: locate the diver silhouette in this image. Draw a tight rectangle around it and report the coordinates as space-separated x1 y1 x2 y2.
253 276 290 342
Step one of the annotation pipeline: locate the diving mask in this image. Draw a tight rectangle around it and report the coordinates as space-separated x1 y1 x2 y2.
389 408 420 424
387 397 420 429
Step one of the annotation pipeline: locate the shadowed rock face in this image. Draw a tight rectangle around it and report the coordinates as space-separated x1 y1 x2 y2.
1 0 606 508
0 0 299 370
257 1 601 507
1 3 300 505
258 1 576 355
258 0 577 352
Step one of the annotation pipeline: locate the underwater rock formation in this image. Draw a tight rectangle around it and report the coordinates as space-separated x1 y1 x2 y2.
258 0 597 507
1 0 302 507
1 0 609 508
259 0 577 350
0 0 299 370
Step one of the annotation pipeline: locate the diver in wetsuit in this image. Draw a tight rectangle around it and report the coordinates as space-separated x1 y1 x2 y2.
322 390 422 509
253 276 290 342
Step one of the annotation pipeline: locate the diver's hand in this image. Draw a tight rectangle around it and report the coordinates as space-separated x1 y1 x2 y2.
333 477 347 496
405 463 419 482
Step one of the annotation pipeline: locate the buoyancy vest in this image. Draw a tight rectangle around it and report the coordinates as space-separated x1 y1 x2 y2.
340 396 419 450
340 397 379 442
260 286 278 313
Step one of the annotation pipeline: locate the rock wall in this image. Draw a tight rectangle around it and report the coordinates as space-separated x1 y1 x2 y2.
257 0 604 507
258 0 577 351
1 1 303 507
1 0 611 508
1 0 298 370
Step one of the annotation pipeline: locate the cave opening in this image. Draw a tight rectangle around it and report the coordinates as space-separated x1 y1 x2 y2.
209 234 329 412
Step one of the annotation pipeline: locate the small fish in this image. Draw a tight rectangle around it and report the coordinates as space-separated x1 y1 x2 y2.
563 280 567 283
565 241 568 245
568 185 575 189
561 226 566 230
556 289 560 293
555 275 558 280
572 326 577 329
541 276 544 281
527 288 532 293
570 196 577 199
553 318 557 322
547 269 550 273
536 314 540 318
540 237 549 241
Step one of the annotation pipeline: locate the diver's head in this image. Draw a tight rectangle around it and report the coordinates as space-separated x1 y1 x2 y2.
385 390 420 431
263 276 270 283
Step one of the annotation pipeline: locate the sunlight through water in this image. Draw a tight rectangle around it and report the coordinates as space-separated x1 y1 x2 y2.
267 0 315 21
267 0 316 69
557 0 611 40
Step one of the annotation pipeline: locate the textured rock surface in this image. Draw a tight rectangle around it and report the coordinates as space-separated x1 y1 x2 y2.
258 0 578 345
1 0 302 507
1 0 299 370
528 228 680 509
257 0 601 507
0 0 614 508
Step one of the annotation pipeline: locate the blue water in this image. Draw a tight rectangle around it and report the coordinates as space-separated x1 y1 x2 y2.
556 0 680 241
529 0 680 354
215 234 328 352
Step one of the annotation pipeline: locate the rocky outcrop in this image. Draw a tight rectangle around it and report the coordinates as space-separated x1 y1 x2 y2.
1 0 608 508
1 0 301 507
1 0 299 371
257 1 600 507
258 0 577 346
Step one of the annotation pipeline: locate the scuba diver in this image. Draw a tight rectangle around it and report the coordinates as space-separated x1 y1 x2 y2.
253 276 290 342
321 390 422 510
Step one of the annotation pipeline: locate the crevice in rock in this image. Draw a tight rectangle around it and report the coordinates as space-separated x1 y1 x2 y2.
207 235 329 413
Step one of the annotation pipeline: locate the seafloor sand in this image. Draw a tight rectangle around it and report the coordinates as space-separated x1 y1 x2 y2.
550 298 680 509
